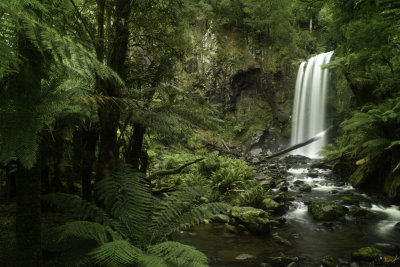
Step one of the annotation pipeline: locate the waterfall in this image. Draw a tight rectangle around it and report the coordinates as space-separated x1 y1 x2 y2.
290 51 334 158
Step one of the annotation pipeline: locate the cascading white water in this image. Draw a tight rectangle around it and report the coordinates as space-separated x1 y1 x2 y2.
290 51 334 158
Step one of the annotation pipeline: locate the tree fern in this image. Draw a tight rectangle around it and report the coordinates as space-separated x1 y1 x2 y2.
43 165 230 266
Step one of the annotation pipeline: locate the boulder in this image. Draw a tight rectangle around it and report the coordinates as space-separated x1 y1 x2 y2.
321 256 335 267
309 201 346 221
267 256 298 267
211 214 230 223
273 235 292 246
230 206 271 234
350 208 374 219
262 198 287 215
351 247 382 261
299 184 312 192
340 196 360 205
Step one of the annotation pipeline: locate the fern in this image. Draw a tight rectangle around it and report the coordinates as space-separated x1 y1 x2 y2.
43 165 230 266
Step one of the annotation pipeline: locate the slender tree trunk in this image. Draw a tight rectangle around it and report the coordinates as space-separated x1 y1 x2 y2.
13 24 43 266
95 0 131 182
73 127 98 202
126 123 146 170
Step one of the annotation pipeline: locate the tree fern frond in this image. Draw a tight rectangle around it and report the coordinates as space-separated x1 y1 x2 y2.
42 193 112 227
150 186 229 239
95 165 154 245
56 221 121 245
88 240 142 267
137 254 168 267
147 241 208 267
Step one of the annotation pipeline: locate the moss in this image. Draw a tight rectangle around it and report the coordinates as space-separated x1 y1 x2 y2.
352 247 381 261
231 206 270 233
349 163 375 187
300 184 312 192
340 195 360 205
262 198 280 210
350 208 374 219
273 235 292 246
310 201 345 221
321 256 335 267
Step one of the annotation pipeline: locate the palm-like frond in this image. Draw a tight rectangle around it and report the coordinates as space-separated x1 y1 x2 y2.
88 240 142 267
150 186 230 241
45 165 230 266
147 241 208 267
56 221 120 245
94 165 153 246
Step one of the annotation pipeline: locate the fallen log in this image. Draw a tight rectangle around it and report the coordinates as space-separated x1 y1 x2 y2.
149 157 205 179
264 127 332 160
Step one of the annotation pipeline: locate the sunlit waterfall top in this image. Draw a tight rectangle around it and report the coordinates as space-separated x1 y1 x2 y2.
290 51 334 158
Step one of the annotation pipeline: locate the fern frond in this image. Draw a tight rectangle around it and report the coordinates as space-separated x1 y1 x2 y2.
95 165 154 246
88 240 142 267
42 193 112 227
137 254 168 267
56 221 121 245
147 241 208 267
150 186 229 240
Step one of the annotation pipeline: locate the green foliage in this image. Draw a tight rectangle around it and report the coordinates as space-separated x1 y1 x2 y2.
43 165 230 266
235 185 269 208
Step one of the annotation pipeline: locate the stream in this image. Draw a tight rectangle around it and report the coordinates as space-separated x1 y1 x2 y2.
173 156 400 266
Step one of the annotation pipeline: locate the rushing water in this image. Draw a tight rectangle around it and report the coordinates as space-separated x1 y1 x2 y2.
290 52 334 158
173 159 400 266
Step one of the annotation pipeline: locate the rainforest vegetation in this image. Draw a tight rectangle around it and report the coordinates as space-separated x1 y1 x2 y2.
0 0 400 266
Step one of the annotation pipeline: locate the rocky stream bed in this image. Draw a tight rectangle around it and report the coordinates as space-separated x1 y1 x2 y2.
173 155 400 267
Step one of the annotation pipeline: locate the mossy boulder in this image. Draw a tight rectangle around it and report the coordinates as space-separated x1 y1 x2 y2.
309 201 346 221
321 255 335 267
350 208 374 219
267 256 298 267
300 184 312 192
230 206 271 234
340 195 360 205
351 247 382 261
273 235 292 246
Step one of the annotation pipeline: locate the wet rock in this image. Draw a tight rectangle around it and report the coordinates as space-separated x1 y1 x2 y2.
309 201 346 221
341 196 360 205
267 256 298 267
280 186 288 192
308 171 319 178
262 198 280 210
321 256 335 267
351 247 382 261
272 234 292 246
235 253 256 260
286 262 297 267
252 158 261 164
293 180 304 186
250 147 263 157
299 184 312 192
330 190 339 195
394 222 400 232
350 208 374 219
273 192 295 203
230 206 271 234
211 214 230 223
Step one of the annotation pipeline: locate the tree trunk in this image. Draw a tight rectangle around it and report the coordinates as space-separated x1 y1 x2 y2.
95 0 131 182
13 23 43 266
126 123 146 171
73 127 98 202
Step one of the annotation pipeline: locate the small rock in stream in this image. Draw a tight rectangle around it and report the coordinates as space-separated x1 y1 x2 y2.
235 253 256 260
393 222 400 232
272 234 292 246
